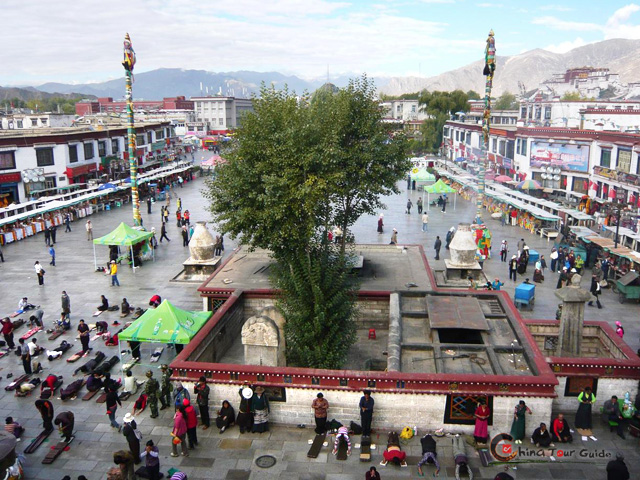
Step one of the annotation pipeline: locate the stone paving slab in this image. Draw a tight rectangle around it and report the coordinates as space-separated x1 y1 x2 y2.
220 438 253 449
0 171 638 479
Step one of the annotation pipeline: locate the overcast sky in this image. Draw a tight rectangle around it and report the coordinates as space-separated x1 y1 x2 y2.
3 0 640 85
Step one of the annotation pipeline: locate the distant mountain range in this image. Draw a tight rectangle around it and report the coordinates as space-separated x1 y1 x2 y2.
31 69 371 101
379 38 640 96
4 38 640 102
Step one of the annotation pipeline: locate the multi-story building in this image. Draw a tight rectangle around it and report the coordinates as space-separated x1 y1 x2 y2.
519 94 640 129
380 99 428 135
0 121 173 204
380 99 426 122
540 67 621 98
191 96 254 134
0 113 76 130
75 96 194 115
444 120 640 205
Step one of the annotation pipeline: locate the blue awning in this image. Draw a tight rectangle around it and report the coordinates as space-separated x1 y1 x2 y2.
454 157 466 162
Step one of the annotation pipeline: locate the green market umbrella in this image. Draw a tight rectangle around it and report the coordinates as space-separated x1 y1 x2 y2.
119 300 212 344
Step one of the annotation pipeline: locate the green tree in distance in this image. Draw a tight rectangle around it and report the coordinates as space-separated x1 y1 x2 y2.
494 91 518 110
466 90 481 100
561 91 582 101
418 90 470 152
598 86 616 99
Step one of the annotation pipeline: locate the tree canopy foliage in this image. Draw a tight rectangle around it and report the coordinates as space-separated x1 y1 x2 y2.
494 91 518 110
466 90 481 100
379 92 421 101
205 76 410 368
3 96 82 115
561 91 583 101
417 90 470 152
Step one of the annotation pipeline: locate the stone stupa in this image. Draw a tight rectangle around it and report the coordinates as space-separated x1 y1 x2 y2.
444 223 485 281
172 222 221 282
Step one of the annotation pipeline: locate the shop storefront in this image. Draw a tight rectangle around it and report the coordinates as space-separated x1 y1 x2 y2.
0 173 20 207
66 163 98 185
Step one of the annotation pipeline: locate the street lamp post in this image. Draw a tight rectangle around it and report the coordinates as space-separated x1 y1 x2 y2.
122 33 141 226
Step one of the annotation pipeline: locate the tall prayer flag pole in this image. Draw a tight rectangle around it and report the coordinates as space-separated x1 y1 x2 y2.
476 29 496 224
122 33 141 226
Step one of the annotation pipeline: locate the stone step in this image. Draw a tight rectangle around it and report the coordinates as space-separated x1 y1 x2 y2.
479 298 506 317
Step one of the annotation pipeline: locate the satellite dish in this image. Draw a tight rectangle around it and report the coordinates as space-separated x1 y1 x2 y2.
37 176 45 182
23 177 30 184
541 173 548 180
242 387 253 399
553 175 561 181
553 167 561 174
37 168 44 175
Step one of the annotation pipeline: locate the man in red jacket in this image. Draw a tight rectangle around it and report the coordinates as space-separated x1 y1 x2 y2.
183 399 198 449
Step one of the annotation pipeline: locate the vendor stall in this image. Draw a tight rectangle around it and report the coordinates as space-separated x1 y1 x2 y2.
424 179 457 211
92 222 154 271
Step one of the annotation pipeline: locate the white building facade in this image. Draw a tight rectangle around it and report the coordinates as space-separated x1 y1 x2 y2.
0 113 76 130
0 122 172 204
191 96 254 134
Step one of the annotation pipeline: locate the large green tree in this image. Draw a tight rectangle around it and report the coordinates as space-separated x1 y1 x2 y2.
272 245 358 369
494 91 518 110
314 76 411 253
418 90 470 152
205 78 409 368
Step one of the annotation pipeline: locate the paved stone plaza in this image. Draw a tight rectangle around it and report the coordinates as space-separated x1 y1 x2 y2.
1 170 639 479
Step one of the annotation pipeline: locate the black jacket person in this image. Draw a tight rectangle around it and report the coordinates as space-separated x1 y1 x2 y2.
54 411 74 442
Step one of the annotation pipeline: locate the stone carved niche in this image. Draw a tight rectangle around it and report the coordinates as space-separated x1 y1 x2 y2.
241 314 286 367
259 306 286 352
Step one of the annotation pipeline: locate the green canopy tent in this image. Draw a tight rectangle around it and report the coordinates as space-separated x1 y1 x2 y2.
118 300 212 370
119 300 212 344
410 168 436 182
423 179 457 211
92 222 154 271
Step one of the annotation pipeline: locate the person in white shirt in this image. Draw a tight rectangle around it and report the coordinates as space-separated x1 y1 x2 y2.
86 220 93 241
28 338 43 356
124 370 139 395
34 261 45 286
421 213 429 232
18 297 35 311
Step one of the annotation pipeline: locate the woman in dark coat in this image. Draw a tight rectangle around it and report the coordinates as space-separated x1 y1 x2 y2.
251 386 270 433
531 423 552 447
216 400 236 433
236 387 253 434
575 386 596 430
509 400 531 443
122 413 141 464
517 253 527 275
556 268 568 289
445 228 455 250
97 295 109 312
